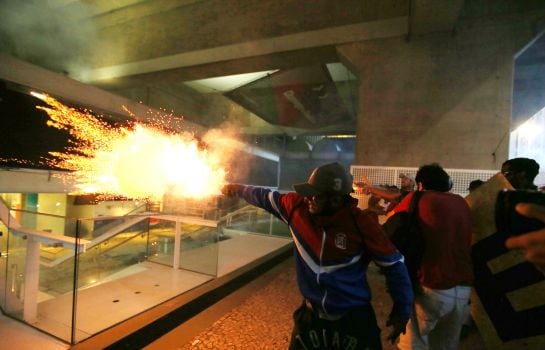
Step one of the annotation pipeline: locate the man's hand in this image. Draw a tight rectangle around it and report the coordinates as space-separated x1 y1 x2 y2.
354 181 373 195
386 313 409 344
221 183 244 197
505 203 545 270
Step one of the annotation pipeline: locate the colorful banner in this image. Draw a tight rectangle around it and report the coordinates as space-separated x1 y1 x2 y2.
224 65 353 129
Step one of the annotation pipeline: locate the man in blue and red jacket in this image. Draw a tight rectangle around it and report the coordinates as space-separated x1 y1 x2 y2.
222 162 413 350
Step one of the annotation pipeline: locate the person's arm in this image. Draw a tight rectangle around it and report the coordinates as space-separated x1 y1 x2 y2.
387 191 413 217
505 203 545 271
382 261 413 343
222 183 287 221
355 182 402 202
357 212 414 343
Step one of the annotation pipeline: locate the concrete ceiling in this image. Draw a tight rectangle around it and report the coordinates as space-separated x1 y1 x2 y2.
0 0 466 137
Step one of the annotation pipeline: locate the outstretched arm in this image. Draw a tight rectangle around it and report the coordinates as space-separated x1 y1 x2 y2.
222 183 287 221
354 182 402 202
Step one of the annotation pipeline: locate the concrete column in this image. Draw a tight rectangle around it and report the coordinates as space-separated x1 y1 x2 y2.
337 13 541 170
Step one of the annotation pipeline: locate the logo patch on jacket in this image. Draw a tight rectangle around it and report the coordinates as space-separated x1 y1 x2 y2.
334 233 347 250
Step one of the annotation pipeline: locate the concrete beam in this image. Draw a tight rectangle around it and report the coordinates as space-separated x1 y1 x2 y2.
81 0 408 67
84 0 205 28
0 168 76 193
409 0 465 37
0 54 206 135
90 46 340 88
75 16 408 82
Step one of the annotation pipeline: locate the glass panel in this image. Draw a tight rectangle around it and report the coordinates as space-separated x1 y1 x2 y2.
81 216 130 240
73 215 150 343
147 219 176 266
75 216 149 289
4 210 79 343
13 209 73 236
179 223 219 277
4 226 27 317
251 210 290 237
221 207 290 237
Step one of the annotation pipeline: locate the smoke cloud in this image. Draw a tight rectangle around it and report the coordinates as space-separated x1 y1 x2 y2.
0 0 97 75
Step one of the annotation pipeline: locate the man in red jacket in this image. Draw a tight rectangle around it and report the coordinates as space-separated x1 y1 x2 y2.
390 163 473 350
222 162 413 349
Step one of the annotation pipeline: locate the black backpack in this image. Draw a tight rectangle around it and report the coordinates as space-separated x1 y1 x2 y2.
382 191 425 290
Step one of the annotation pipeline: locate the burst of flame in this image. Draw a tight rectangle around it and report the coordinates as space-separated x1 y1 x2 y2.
30 92 227 200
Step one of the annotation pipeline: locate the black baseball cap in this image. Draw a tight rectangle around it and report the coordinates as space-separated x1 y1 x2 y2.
293 162 354 197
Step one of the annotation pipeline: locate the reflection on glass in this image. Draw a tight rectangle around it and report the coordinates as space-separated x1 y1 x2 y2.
179 224 219 277
147 219 176 266
73 215 150 343
76 216 149 289
221 207 290 237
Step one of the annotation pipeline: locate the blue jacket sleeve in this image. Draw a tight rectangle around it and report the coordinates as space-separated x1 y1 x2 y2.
356 211 414 318
382 260 414 318
238 186 287 223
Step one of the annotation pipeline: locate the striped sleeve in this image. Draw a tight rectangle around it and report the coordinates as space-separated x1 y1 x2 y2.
382 259 414 318
239 186 288 223
356 211 414 318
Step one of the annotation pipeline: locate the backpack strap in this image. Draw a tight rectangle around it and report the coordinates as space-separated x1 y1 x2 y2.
404 191 424 235
408 191 424 221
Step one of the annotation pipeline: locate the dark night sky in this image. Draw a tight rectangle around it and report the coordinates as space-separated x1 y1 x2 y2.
0 82 73 169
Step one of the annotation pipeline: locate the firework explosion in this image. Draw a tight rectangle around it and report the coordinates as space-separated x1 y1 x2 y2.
30 92 227 200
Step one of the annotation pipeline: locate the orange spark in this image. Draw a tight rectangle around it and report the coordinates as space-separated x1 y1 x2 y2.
31 92 227 200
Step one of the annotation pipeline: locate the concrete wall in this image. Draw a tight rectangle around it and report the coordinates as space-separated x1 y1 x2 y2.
338 9 545 170
0 169 75 193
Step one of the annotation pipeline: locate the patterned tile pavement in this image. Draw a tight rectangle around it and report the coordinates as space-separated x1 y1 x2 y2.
175 260 485 350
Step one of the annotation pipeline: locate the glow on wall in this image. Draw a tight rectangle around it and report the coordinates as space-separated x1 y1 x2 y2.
509 106 545 185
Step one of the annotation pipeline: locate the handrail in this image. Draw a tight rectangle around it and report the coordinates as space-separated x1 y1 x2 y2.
2 201 242 259
219 205 271 226
40 214 219 267
220 205 260 222
94 228 147 257
40 215 150 267
7 208 69 219
9 226 89 252
84 216 149 246
152 214 217 227
1 201 150 265
124 202 149 215
2 200 222 268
